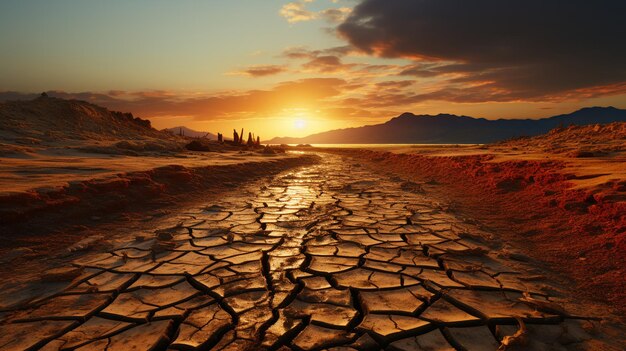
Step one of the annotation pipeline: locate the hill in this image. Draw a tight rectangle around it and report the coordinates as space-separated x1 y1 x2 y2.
164 126 216 139
0 94 182 155
0 94 168 142
497 122 626 156
268 107 626 144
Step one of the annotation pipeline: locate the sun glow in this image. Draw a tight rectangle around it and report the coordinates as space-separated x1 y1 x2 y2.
294 119 307 129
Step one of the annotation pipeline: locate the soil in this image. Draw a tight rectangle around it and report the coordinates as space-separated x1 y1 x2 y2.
330 148 626 318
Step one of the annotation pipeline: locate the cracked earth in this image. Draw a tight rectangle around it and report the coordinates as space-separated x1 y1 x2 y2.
0 154 621 350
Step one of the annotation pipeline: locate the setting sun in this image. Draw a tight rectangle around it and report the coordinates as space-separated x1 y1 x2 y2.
294 119 306 129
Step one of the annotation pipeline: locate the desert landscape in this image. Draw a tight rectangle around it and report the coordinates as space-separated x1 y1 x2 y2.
1 96 625 351
1 1 626 350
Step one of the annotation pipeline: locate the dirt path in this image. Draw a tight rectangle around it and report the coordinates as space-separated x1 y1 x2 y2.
0 153 623 350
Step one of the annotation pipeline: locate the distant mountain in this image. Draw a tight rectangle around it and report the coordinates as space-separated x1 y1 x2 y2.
164 126 216 139
267 107 626 144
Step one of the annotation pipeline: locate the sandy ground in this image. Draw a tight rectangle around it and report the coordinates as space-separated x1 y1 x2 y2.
0 149 305 194
374 122 626 192
369 143 626 192
0 149 318 260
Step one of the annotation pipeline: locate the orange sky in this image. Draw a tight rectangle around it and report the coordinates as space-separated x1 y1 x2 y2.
1 1 625 139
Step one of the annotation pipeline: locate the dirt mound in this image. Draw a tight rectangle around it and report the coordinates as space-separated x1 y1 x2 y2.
499 122 626 155
0 95 174 148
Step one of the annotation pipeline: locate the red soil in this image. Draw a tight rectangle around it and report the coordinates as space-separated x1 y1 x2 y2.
337 149 626 316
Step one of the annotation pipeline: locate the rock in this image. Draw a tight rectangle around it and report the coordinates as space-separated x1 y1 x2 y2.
185 140 211 151
262 146 277 154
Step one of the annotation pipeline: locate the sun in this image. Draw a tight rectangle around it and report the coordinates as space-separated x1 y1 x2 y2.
294 119 306 129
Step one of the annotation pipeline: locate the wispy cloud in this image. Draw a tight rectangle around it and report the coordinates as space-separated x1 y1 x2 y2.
280 0 352 24
301 55 357 73
279 1 317 23
228 64 289 77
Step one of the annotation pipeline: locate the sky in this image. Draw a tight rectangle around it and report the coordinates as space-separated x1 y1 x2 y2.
1 0 626 139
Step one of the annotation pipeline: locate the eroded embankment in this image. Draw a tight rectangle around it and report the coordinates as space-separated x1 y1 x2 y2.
0 154 320 237
332 149 626 317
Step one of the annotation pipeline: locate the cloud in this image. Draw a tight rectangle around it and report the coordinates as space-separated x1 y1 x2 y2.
319 7 352 23
230 64 288 77
282 46 367 74
280 1 352 24
0 75 414 125
302 55 357 73
279 2 317 23
338 0 626 100
282 46 354 60
376 80 415 90
0 78 350 120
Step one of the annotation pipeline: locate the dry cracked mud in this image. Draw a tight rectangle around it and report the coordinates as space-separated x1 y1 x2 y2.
0 154 623 350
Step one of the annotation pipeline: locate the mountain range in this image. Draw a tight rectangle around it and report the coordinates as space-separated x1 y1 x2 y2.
267 107 626 144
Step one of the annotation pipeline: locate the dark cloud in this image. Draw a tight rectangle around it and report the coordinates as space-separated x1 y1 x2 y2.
399 63 448 78
338 0 626 99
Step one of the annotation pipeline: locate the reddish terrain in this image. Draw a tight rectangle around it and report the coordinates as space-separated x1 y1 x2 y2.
0 154 318 245
0 96 317 253
334 148 626 317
